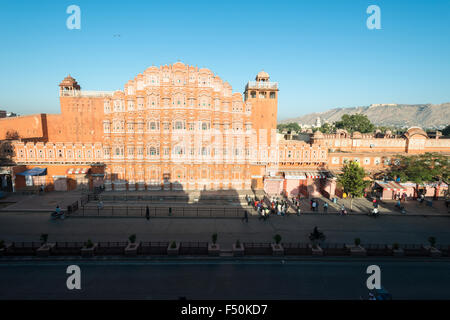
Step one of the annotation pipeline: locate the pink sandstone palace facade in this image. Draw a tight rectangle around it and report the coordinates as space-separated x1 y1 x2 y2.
0 62 449 198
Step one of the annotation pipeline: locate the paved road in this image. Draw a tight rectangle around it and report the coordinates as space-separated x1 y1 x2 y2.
1 211 450 246
1 259 449 299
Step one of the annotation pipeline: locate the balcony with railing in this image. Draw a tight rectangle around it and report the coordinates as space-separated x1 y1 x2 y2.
60 90 115 97
245 81 278 91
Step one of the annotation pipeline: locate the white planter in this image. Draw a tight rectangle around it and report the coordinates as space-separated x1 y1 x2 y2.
167 242 180 256
125 242 140 256
423 245 442 257
36 243 55 257
208 243 220 256
309 244 323 256
271 243 284 256
232 244 244 256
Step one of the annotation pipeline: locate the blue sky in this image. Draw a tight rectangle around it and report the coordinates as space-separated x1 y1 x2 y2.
0 0 449 120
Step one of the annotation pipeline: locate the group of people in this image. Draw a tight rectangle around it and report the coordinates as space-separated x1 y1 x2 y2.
394 192 408 202
247 194 337 218
246 195 292 220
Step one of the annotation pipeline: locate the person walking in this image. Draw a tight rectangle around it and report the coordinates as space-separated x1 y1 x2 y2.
145 205 150 220
323 202 328 213
297 206 301 216
312 200 317 212
242 210 248 223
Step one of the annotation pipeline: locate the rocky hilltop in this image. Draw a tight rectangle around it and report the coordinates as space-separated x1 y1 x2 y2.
280 103 450 129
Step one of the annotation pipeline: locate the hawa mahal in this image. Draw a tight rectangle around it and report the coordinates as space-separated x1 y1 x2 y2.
0 62 449 198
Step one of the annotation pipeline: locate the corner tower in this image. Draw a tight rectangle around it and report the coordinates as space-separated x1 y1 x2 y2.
244 71 278 147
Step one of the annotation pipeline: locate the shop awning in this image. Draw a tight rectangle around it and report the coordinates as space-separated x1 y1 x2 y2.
283 170 307 179
16 167 47 176
375 181 407 192
304 171 327 179
67 168 90 175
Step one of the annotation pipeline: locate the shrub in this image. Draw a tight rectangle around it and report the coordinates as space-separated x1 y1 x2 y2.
129 234 137 244
170 241 177 249
309 227 325 244
85 239 94 248
392 243 399 250
212 233 218 245
235 239 241 248
428 236 436 247
40 234 48 244
354 238 361 246
0 240 4 249
273 234 282 245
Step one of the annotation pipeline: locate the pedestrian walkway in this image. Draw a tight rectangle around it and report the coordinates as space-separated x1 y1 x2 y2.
1 190 449 217
286 196 449 217
0 191 83 212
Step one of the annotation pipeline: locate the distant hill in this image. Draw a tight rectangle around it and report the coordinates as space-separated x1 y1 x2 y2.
280 103 450 129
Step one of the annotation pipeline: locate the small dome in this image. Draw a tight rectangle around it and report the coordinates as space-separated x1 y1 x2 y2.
59 75 80 89
313 130 324 138
352 131 362 138
404 127 428 139
255 70 270 81
257 70 269 78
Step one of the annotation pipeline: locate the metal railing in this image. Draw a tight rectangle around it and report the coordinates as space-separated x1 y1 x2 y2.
71 206 247 218
179 242 209 255
1 241 448 257
243 242 272 255
245 81 278 90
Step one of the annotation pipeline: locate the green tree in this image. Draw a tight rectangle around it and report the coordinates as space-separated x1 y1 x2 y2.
388 153 449 184
337 161 370 210
40 234 48 244
319 122 334 134
334 114 375 133
273 234 282 245
442 125 450 137
277 122 301 132
128 234 136 244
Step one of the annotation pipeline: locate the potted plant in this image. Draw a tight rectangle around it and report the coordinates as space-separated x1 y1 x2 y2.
125 234 140 256
208 233 220 256
40 234 48 245
390 243 404 256
347 238 366 256
0 240 11 256
271 234 284 256
233 239 244 257
167 241 180 256
309 227 325 255
81 239 97 257
424 236 441 257
37 234 54 257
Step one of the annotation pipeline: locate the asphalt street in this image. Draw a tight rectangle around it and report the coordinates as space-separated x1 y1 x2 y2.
0 211 450 246
0 259 449 299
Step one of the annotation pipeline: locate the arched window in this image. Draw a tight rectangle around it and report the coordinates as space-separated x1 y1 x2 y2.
149 147 159 156
174 121 184 130
201 122 209 130
174 146 184 155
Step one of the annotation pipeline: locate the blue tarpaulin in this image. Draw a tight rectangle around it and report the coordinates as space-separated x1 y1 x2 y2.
16 167 47 176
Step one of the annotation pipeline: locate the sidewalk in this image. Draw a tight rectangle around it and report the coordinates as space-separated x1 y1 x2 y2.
1 191 449 217
0 191 84 212
284 196 450 217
